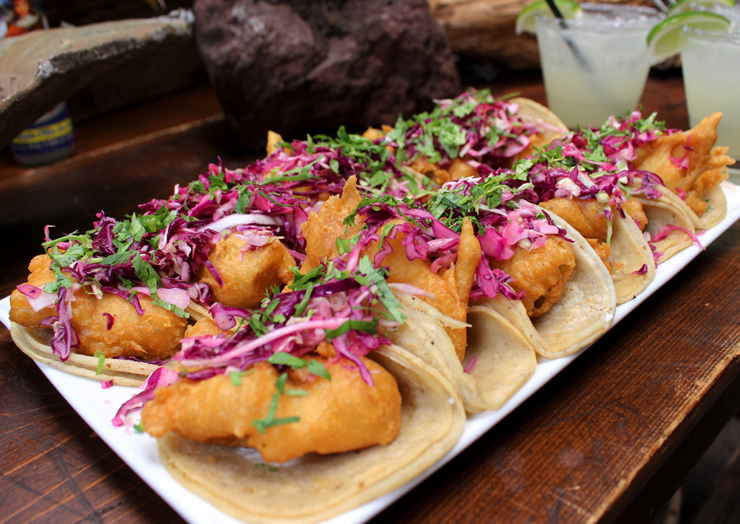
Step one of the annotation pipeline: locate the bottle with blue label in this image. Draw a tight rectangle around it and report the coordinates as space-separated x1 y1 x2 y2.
10 102 77 166
2 0 77 166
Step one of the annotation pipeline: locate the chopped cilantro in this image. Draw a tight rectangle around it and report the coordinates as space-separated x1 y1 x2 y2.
94 350 105 375
229 369 254 386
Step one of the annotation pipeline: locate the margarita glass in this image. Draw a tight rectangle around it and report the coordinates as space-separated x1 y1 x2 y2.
680 13 740 158
535 4 664 128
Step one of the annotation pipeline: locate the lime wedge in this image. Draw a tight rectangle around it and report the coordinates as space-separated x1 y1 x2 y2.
667 0 736 16
515 0 583 35
647 11 732 62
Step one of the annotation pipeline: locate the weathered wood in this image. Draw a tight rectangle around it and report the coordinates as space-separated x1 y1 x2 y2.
430 0 657 68
0 71 737 524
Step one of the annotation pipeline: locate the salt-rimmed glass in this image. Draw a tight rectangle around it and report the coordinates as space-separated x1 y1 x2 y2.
535 4 664 129
680 10 740 158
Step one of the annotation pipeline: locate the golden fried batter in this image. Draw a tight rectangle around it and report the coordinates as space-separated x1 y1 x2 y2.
490 236 576 317
586 238 615 269
184 317 225 338
70 292 188 359
448 158 478 181
408 156 452 186
197 235 295 309
300 176 366 273
141 357 402 463
10 255 188 359
9 254 60 328
621 197 648 231
539 196 645 267
634 113 734 216
364 219 480 361
266 131 283 156
539 198 609 241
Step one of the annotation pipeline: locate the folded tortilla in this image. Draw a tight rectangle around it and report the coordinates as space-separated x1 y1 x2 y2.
472 207 617 360
8 302 208 386
388 291 537 413
512 97 569 142
155 344 465 524
634 185 700 264
609 210 657 304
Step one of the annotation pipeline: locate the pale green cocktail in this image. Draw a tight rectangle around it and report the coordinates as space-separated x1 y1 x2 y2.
682 27 740 158
535 4 663 129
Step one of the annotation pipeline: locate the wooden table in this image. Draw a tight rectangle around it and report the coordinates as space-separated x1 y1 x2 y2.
1 69 738 524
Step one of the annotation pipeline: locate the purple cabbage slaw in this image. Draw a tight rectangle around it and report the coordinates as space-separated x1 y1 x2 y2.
382 88 539 170
171 256 408 384
502 111 676 217
20 147 379 361
339 171 573 305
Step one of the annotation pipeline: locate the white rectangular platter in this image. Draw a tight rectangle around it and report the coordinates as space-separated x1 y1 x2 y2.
2 180 740 524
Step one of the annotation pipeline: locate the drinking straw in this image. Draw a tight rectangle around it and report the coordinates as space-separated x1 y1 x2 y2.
544 0 592 71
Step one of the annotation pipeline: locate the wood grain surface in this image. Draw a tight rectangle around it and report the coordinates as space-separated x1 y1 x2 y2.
1 69 737 524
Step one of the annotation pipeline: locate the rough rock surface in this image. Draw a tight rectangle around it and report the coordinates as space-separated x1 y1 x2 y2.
194 0 461 148
0 11 195 151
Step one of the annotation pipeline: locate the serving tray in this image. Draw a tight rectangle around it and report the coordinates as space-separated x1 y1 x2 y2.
2 181 740 524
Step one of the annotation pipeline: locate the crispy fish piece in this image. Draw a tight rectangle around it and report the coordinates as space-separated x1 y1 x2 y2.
634 112 733 217
10 255 188 359
196 235 295 309
539 196 647 270
142 357 402 464
301 176 479 360
68 292 187 359
301 176 366 274
540 197 647 240
9 254 59 328
365 219 480 361
489 236 576 318
184 317 225 338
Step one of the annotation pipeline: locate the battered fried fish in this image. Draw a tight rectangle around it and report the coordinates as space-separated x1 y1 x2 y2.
364 219 480 361
301 177 480 361
634 113 734 217
141 357 402 464
539 197 647 268
300 176 366 274
184 317 225 338
10 255 188 359
490 236 576 318
196 235 295 309
9 254 60 328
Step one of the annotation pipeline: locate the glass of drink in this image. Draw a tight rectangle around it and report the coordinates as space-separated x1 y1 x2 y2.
535 4 664 129
681 26 740 158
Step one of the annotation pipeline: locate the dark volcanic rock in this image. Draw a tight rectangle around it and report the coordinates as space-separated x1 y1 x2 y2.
194 0 461 148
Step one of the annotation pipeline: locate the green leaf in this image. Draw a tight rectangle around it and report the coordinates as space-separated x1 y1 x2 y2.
101 250 136 266
307 360 331 381
325 319 378 340
357 256 406 324
49 243 87 267
229 369 253 386
285 389 308 397
268 352 308 369
293 283 313 317
43 264 74 293
132 253 162 296
275 372 288 394
94 350 105 375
